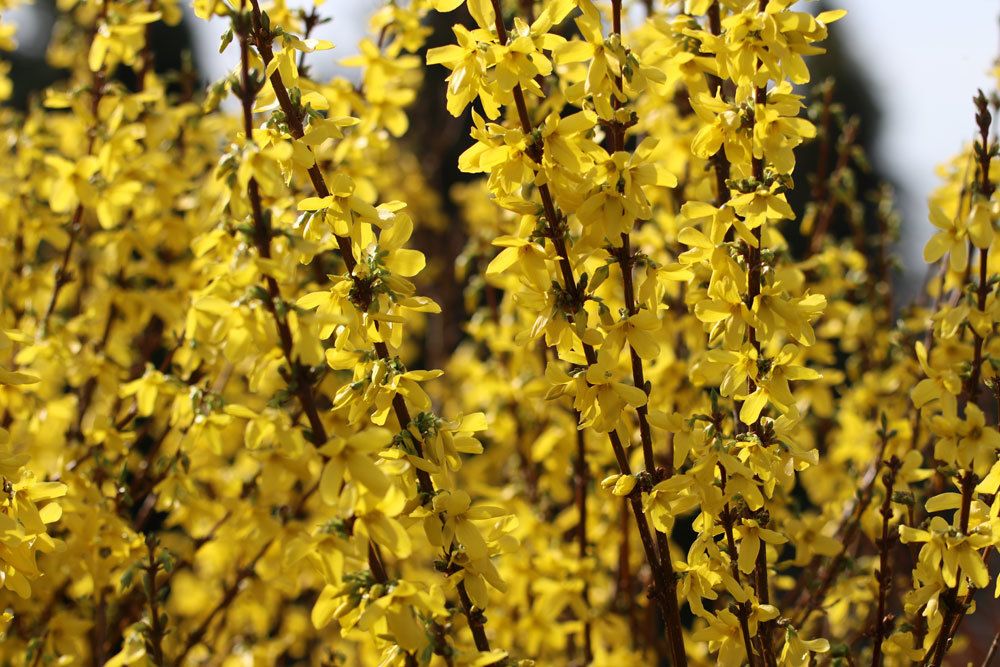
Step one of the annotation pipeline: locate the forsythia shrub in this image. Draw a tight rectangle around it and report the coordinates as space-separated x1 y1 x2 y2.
1 0 999 664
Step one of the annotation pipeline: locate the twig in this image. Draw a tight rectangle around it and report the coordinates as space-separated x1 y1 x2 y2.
242 3 490 652
870 456 900 667
981 629 1000 667
39 0 109 338
923 90 995 667
144 535 167 666
483 1 688 661
807 117 859 256
574 422 593 664
718 464 759 667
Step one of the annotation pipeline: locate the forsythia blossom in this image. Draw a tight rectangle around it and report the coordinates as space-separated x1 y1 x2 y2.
0 0 995 666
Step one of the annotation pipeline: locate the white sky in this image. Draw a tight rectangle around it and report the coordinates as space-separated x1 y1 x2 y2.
833 0 999 263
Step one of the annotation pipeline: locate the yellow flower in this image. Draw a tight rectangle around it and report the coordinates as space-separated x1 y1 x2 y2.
733 518 787 574
604 308 662 360
728 182 795 231
899 516 994 589
426 490 506 562
318 428 393 502
554 0 623 101
911 340 962 413
924 204 970 271
691 91 751 165
427 24 501 118
578 350 648 432
779 627 830 667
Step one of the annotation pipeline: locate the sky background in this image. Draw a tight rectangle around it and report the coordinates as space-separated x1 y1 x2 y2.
832 0 998 261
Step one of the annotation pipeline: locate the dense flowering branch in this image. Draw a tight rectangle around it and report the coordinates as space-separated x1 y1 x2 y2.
1 1 999 665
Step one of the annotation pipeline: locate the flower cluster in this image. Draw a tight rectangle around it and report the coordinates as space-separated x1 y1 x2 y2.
1 0 998 666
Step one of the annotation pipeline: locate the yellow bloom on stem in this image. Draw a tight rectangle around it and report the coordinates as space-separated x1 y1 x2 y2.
779 627 830 667
554 0 624 101
911 340 962 413
924 204 970 271
426 489 506 563
733 518 787 574
427 25 501 118
728 182 795 231
690 91 750 166
578 350 648 433
318 428 393 502
899 516 994 589
603 308 662 360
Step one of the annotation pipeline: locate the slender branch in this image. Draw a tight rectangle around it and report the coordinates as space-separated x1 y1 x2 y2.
173 483 318 664
39 0 109 338
923 90 995 667
574 422 593 664
706 1 730 210
484 2 687 662
173 544 267 665
243 3 491 651
870 456 900 667
981 629 1000 667
810 79 835 207
607 0 676 490
605 8 682 645
137 0 158 87
719 464 759 667
923 471 977 667
615 496 639 644
807 117 859 256
753 539 777 667
144 535 167 666
741 5 776 661
93 589 107 666
790 428 888 625
235 7 328 447
232 12 428 655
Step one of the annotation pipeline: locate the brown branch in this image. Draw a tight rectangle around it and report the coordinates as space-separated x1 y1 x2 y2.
173 545 266 665
93 588 107 666
923 472 978 667
39 0 109 338
484 1 688 661
706 1 730 210
982 628 1000 667
790 428 888 625
235 7 327 448
242 3 491 652
719 464 759 667
574 422 593 664
740 7 775 660
870 456 900 667
606 0 691 657
923 91 995 667
811 80 835 206
173 483 318 664
807 117 859 256
237 0 400 599
608 0 673 482
144 535 167 666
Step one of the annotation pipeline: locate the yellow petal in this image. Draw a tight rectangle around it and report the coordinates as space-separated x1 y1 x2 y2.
612 475 637 497
739 390 768 424
346 453 390 497
319 458 346 505
455 519 489 560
